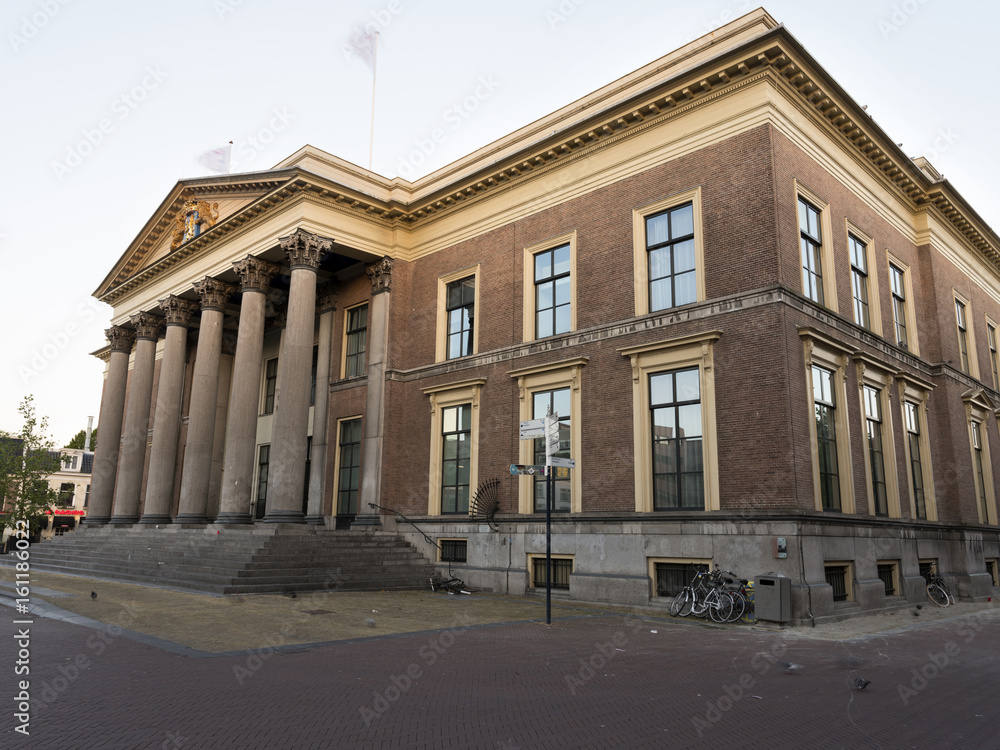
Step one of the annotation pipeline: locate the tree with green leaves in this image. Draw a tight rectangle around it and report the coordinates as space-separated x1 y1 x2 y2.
1 396 60 541
65 427 98 450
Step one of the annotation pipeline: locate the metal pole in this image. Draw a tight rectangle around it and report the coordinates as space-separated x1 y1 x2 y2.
546 465 552 625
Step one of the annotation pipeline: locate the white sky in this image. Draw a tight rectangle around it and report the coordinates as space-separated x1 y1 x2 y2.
1 0 997 446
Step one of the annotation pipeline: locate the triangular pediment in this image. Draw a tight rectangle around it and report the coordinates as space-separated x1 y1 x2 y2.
94 171 296 299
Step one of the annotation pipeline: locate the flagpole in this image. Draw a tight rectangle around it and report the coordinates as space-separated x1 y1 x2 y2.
368 31 378 171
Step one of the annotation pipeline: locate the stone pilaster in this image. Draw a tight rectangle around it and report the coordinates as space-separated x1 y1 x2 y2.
216 256 280 524
176 277 235 524
265 230 332 523
140 296 199 524
306 280 339 524
354 257 393 529
85 325 136 524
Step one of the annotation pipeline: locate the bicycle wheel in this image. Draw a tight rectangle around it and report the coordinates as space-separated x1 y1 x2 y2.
709 591 734 623
926 582 950 607
669 588 689 616
726 592 746 623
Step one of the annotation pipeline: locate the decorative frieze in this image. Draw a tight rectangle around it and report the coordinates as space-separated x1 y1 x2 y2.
279 229 333 270
233 255 281 293
105 325 136 353
192 277 237 312
317 280 340 313
367 256 393 295
129 311 164 341
159 295 200 328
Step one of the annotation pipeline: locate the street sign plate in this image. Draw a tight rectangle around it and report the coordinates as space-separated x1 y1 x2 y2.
520 419 545 431
509 463 547 476
520 428 545 440
548 456 576 469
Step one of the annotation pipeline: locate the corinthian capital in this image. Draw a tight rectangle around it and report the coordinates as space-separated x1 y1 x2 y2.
279 229 333 271
317 280 340 314
233 255 281 293
367 256 393 295
130 311 163 341
105 325 136 353
192 277 237 312
159 296 200 328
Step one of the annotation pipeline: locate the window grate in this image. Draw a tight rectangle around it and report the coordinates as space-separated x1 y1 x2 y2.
440 539 467 563
532 557 572 590
654 561 708 597
919 560 935 582
877 563 897 596
825 565 849 602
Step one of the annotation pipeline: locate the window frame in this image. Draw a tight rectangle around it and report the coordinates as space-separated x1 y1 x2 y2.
522 231 577 342
953 291 979 378
964 389 998 525
632 187 704 317
876 560 901 597
509 358 586 514
261 356 278 415
846 222 882 335
435 265 481 363
620 332 721 513
801 328 855 514
987 316 999 390
648 557 711 598
897 374 937 522
333 416 363 517
528 554 574 590
824 561 855 603
887 254 919 355
253 444 270 520
422 379 484 516
341 302 369 379
795 182 837 311
439 538 468 563
855 358 901 518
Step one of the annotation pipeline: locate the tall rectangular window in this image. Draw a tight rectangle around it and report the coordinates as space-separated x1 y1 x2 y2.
650 367 704 510
310 345 318 406
84 484 90 508
864 385 888 516
532 388 572 512
889 264 908 350
262 358 278 415
849 234 870 329
905 401 927 520
989 323 999 390
972 421 989 523
956 300 971 374
441 404 471 514
345 304 368 378
646 202 696 312
534 244 571 338
446 276 475 359
58 482 75 507
255 445 269 520
813 365 840 511
336 419 361 516
799 198 824 304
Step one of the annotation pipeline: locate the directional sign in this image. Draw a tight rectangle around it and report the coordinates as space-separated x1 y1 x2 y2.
510 463 547 476
548 456 576 469
519 418 545 440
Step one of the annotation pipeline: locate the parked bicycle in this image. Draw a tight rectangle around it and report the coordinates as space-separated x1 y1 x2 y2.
924 565 955 607
670 567 733 623
429 573 477 595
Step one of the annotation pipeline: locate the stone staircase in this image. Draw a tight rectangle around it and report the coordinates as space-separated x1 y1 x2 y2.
0 525 437 595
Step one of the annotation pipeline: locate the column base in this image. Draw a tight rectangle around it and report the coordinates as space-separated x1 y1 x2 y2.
138 515 173 525
304 515 325 526
262 510 307 524
173 514 209 525
108 516 139 526
214 513 253 525
350 515 382 530
83 516 110 525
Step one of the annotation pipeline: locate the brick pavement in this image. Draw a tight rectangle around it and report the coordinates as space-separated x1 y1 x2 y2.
2 592 1000 749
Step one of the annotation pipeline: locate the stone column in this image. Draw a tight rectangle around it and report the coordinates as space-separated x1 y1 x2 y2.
175 277 236 524
305 281 339 525
265 229 331 523
85 326 136 525
140 296 199 524
216 256 280 524
109 312 163 524
353 257 393 528
207 346 234 520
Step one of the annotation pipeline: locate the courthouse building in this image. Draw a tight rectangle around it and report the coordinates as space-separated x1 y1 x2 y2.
87 10 1000 621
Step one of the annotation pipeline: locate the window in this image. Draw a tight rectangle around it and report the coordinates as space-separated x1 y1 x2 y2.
651 559 709 597
905 401 927 520
58 482 75 508
646 202 696 312
531 388 572 513
436 266 481 362
877 561 900 596
440 404 472 514
972 421 989 523
439 539 468 563
889 263 908 349
801 329 855 514
344 304 368 378
310 345 318 406
84 484 90 508
799 198 824 304
530 555 573 590
510 359 586 514
824 562 853 603
863 385 888 516
254 445 269 520
633 188 704 316
919 559 936 582
987 558 999 587
956 299 971 374
621 332 720 513
335 418 362 516
964 390 996 524
849 234 871 329
988 321 999 390
262 357 278 415
523 232 576 341
423 379 484 516
650 368 704 510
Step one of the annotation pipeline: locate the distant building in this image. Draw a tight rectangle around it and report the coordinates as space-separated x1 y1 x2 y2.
40 448 92 538
84 9 999 621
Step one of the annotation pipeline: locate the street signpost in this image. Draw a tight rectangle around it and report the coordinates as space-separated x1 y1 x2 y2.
509 464 547 476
